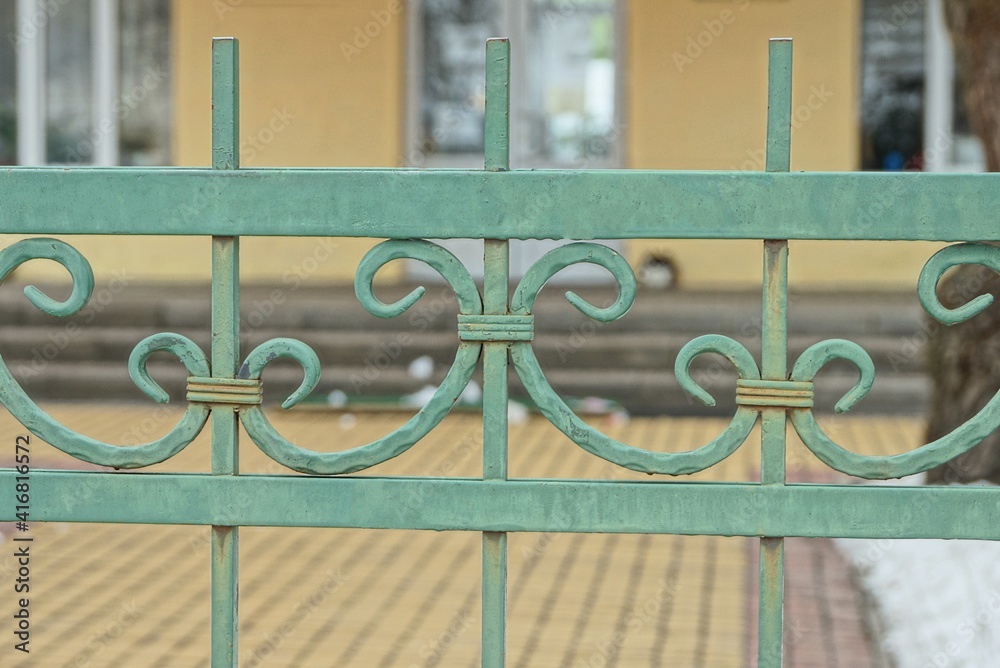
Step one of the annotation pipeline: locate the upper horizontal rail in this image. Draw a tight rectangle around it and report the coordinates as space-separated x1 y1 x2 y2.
3 168 998 241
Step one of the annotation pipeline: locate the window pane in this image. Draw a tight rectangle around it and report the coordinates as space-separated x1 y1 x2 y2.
859 0 925 170
950 64 984 169
525 0 616 167
46 0 92 164
419 0 498 164
0 2 16 165
118 0 170 166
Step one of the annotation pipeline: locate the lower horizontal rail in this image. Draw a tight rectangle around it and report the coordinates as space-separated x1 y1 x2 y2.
2 470 999 540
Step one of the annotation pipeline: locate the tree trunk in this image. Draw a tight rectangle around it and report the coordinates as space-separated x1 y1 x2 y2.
926 265 1000 483
925 0 1000 484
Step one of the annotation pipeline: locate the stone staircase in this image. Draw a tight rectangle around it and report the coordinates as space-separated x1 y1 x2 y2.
0 282 931 416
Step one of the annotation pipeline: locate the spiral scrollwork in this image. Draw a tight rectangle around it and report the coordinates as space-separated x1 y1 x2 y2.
508 243 753 474
14 235 999 480
510 242 635 322
241 239 483 475
667 334 761 472
0 239 210 468
789 243 1000 479
916 242 1000 325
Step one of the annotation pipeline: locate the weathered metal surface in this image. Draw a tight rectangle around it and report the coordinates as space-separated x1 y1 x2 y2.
918 242 1000 324
186 377 262 405
5 472 1000 539
735 379 814 408
210 37 241 668
456 314 534 342
515 330 758 474
0 299 210 467
1 34 1000 668
759 38 793 668
482 38 511 668
1 169 1000 241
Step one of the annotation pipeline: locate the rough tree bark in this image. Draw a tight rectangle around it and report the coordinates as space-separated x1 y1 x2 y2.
925 0 1000 484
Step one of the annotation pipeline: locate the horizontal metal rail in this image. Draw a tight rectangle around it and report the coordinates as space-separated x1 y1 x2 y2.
2 471 998 539
0 168 998 241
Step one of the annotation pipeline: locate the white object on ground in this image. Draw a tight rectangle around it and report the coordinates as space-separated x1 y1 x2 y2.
338 413 357 430
507 400 529 426
459 380 482 405
580 396 615 414
327 389 348 408
402 384 438 408
407 355 435 381
606 409 630 427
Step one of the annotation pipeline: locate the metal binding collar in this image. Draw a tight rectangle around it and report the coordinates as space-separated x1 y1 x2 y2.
736 379 813 409
187 377 262 406
457 314 534 342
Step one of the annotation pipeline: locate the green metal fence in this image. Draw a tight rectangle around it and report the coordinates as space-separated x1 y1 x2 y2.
3 36 1000 666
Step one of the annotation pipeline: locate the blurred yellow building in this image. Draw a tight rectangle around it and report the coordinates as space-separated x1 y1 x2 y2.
4 0 973 290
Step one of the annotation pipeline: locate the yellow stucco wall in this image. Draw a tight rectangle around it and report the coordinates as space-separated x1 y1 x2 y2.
13 0 406 285
625 0 941 289
11 1 939 290
172 0 407 284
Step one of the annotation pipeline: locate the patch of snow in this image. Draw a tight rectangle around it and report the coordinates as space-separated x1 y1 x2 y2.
836 476 1000 668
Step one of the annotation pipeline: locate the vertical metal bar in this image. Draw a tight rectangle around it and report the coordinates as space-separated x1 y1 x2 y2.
211 37 240 668
759 37 792 668
482 37 510 668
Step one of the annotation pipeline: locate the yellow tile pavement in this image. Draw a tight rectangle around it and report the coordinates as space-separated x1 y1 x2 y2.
0 404 922 667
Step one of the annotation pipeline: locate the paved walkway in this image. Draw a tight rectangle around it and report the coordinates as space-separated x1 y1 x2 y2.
0 405 921 666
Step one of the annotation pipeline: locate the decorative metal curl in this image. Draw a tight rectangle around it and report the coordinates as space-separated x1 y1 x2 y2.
788 245 1000 479
674 334 760 407
917 242 1000 325
509 244 754 475
241 240 483 475
790 339 874 414
667 334 761 471
239 338 321 409
0 239 210 468
510 242 634 321
356 238 483 316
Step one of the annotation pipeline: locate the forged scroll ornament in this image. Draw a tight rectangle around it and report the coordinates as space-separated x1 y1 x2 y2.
240 239 483 475
0 239 210 468
509 242 757 474
790 243 1000 479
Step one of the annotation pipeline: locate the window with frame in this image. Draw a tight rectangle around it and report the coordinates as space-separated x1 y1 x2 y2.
5 0 170 167
923 0 984 172
408 0 621 169
859 0 984 172
406 0 623 283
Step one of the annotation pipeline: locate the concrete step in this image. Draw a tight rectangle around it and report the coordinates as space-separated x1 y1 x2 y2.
0 326 929 376
0 283 936 415
0 284 930 336
9 357 929 418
